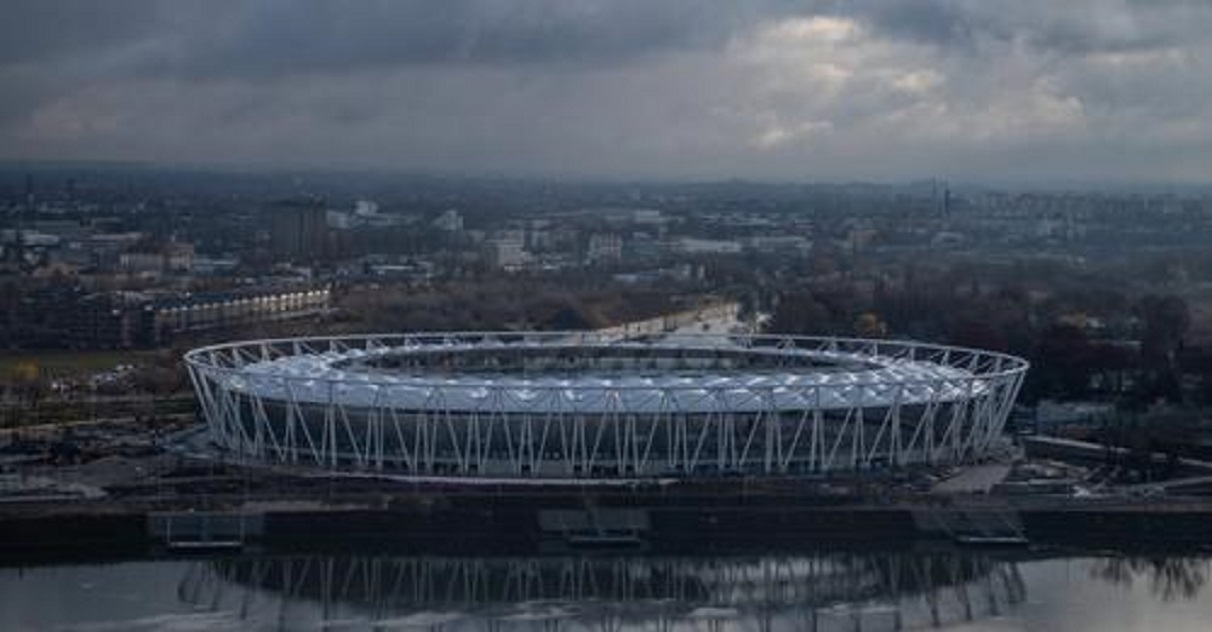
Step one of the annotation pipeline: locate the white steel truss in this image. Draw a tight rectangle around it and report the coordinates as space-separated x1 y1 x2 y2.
185 332 1028 478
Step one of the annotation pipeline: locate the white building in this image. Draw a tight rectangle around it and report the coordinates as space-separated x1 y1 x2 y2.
587 233 623 265
673 237 743 255
483 231 529 271
433 209 464 232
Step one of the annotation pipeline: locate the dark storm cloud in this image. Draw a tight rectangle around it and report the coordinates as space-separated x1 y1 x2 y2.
5 1 805 77
108 1 807 80
199 1 720 69
1 0 798 125
5 0 1212 182
828 1 996 50
834 0 1212 56
0 0 161 64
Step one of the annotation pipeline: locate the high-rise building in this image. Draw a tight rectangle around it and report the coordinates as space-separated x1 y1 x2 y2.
270 198 331 264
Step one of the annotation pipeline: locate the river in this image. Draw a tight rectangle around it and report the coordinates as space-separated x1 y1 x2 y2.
1 549 1211 631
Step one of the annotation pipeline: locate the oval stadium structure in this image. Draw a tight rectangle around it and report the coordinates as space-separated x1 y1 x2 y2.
184 332 1028 479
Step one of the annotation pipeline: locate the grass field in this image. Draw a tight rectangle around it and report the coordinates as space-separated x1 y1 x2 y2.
0 350 158 380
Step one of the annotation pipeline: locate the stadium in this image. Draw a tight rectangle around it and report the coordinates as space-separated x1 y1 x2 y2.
184 332 1028 479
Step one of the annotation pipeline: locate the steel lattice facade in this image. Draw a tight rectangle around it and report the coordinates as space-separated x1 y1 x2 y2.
184 332 1028 478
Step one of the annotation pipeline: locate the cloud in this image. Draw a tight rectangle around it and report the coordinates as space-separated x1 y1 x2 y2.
99 1 790 80
0 0 162 64
834 0 1212 56
4 0 1212 183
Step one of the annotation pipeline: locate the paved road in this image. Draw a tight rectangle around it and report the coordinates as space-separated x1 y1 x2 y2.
932 464 1012 494
0 413 194 439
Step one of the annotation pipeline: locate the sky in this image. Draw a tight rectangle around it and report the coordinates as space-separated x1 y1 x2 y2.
4 0 1212 184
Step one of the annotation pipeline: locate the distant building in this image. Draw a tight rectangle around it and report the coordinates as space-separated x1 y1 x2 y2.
522 219 553 251
191 256 240 276
119 241 195 276
587 207 667 228
62 285 331 348
149 285 331 344
482 231 528 271
270 199 331 264
87 232 144 270
432 209 464 232
1032 400 1115 434
586 233 623 265
631 209 665 225
673 237 742 255
742 235 812 256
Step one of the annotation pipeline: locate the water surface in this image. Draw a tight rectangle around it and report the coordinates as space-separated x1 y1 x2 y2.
2 550 1211 631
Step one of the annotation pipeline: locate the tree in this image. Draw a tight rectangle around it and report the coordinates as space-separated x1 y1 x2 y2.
853 312 887 338
947 318 1009 353
1028 324 1096 400
544 305 596 331
10 360 48 424
768 292 832 334
1140 295 1189 367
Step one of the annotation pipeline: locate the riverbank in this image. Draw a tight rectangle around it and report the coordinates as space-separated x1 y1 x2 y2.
4 488 1212 562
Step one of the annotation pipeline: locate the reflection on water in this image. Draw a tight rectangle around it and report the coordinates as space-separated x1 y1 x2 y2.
183 553 1024 631
1088 555 1210 602
2 550 1212 631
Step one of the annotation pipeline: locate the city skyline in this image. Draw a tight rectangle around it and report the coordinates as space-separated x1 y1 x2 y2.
5 1 1212 184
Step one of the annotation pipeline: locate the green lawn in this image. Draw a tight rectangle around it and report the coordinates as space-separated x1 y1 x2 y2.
0 350 158 380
